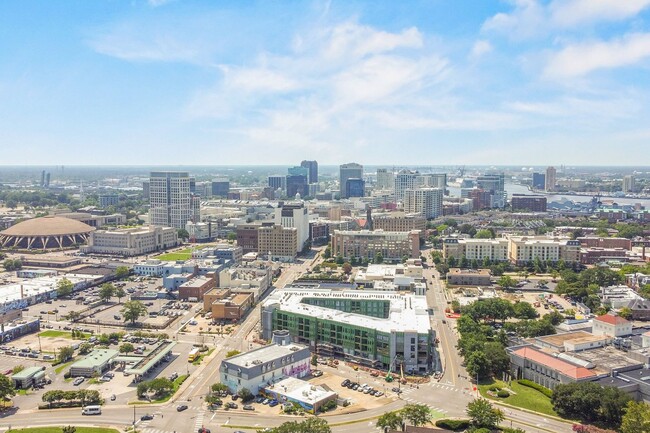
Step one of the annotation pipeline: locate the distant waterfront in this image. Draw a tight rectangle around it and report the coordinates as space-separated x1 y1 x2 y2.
449 183 650 207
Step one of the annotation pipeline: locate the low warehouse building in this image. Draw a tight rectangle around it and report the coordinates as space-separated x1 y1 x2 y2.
446 268 492 286
11 366 46 389
69 349 119 377
263 377 337 414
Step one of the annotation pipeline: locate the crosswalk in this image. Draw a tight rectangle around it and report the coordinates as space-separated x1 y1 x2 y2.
193 409 206 432
142 429 175 433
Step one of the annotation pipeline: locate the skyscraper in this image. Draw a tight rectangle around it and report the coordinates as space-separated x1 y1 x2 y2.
404 188 443 219
339 163 363 198
300 160 318 184
623 175 636 193
394 170 419 202
345 178 365 198
149 171 195 229
376 168 395 190
545 167 557 192
286 175 308 198
532 173 545 190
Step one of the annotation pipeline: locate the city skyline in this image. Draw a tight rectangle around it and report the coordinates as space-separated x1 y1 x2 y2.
2 1 650 165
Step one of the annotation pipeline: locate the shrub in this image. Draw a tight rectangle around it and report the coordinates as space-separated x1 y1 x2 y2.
497 390 510 398
517 379 553 398
489 386 501 392
435 419 471 431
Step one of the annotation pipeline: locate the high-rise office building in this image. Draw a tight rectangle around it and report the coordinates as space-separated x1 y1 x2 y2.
346 178 365 198
376 168 395 190
394 170 419 202
288 166 309 177
300 160 318 184
268 175 287 191
623 175 636 193
418 174 447 189
532 173 545 190
545 167 557 192
149 171 195 229
286 175 308 198
339 163 363 198
404 188 443 219
211 179 230 197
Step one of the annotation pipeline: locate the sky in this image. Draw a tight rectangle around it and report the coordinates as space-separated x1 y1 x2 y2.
1 0 649 166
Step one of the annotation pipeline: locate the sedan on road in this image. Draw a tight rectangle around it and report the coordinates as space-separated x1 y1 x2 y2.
176 404 188 412
140 414 154 421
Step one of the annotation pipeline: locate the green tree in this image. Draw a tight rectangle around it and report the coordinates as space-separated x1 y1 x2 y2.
475 229 494 239
99 283 115 303
377 411 404 431
62 426 76 433
227 232 237 241
342 262 352 275
78 343 92 355
465 350 491 380
121 300 147 324
513 301 539 319
621 401 650 433
115 266 130 279
114 286 126 303
148 377 173 396
58 346 74 363
264 417 331 433
311 354 318 366
497 275 517 290
178 228 190 239
323 246 332 259
374 252 384 264
238 387 254 403
0 373 16 404
484 342 510 376
619 307 633 320
119 342 135 354
335 255 345 265
401 403 432 427
66 311 81 322
226 349 241 358
552 382 631 427
211 383 228 393
57 278 74 298
466 398 504 428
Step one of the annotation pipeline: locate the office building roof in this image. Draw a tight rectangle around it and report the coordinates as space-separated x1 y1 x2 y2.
512 347 596 380
71 349 119 369
225 343 308 369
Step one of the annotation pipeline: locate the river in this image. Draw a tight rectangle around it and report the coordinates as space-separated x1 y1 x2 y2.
448 183 650 207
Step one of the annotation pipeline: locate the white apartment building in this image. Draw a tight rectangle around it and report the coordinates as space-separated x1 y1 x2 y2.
149 171 195 229
508 236 580 264
81 226 178 256
394 170 419 202
443 238 510 262
403 188 443 219
376 169 395 190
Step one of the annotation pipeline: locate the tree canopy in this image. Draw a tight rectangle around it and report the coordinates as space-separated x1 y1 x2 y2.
121 300 147 324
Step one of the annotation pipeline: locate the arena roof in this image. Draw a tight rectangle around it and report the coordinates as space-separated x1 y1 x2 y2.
0 216 95 237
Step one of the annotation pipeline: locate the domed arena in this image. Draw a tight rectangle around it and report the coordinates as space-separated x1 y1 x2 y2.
0 216 95 250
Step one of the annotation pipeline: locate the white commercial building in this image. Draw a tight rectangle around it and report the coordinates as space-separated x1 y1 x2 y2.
443 238 510 262
149 171 197 229
81 226 178 256
274 203 309 253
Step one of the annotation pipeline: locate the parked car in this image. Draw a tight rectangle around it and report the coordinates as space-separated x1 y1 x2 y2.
110 394 116 401
268 400 279 407
73 377 85 386
243 405 254 411
225 402 238 409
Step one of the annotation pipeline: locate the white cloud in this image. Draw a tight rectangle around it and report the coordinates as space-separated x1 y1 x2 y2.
483 0 650 38
220 66 301 93
319 23 423 60
544 33 650 78
469 40 493 59
148 0 175 7
550 0 650 27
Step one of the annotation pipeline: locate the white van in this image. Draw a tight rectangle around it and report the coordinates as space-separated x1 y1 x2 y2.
82 405 102 415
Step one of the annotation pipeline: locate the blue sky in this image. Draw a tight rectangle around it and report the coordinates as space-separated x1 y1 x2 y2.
1 0 649 166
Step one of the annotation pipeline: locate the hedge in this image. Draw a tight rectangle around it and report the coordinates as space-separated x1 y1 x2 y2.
497 390 510 398
517 379 553 398
435 419 471 431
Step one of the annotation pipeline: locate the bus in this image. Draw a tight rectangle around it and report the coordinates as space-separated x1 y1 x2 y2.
81 405 102 415
188 347 200 362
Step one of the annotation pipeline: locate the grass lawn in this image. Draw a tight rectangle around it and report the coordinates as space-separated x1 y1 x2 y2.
39 330 72 338
54 359 75 374
130 374 189 405
478 379 557 417
8 428 119 433
192 348 214 365
155 251 192 261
